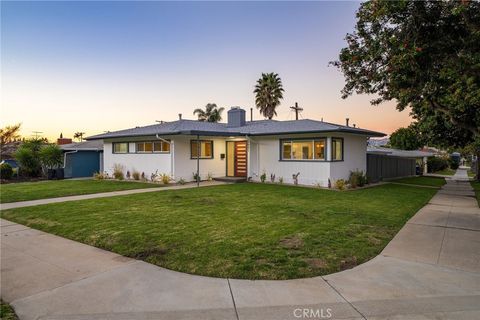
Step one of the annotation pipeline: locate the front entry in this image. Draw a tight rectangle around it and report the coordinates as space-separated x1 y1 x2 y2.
226 141 247 177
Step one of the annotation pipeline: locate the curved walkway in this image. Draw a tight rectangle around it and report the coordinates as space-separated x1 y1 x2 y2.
1 172 479 319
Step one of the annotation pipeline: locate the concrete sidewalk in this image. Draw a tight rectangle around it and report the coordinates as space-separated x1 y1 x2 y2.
0 181 226 210
1 176 479 319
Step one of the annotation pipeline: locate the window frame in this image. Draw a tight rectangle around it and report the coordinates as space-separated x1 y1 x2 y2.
112 142 129 154
279 138 327 162
331 137 344 162
135 141 170 154
190 140 214 159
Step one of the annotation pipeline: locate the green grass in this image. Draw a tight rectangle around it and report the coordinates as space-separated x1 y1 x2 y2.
1 183 436 279
0 179 161 203
471 181 480 205
1 300 18 320
434 168 456 176
390 176 446 187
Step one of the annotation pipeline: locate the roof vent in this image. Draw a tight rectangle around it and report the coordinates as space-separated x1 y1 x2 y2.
346 118 350 127
227 107 246 127
178 113 182 120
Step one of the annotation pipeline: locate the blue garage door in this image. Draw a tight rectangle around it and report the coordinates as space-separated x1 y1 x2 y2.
64 151 101 178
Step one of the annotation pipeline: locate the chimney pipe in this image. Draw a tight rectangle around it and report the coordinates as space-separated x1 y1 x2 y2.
353 124 356 128
346 118 350 127
250 108 253 122
178 113 182 120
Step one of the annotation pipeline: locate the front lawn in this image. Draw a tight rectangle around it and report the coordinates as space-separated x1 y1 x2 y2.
1 300 18 320
1 183 436 280
390 176 446 187
434 168 456 176
0 179 161 203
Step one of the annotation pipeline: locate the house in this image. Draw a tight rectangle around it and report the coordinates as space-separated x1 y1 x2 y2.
60 140 104 178
366 146 435 182
86 107 385 186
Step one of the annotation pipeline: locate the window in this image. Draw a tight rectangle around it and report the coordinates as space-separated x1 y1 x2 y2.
136 141 170 153
332 138 344 161
281 139 326 160
113 142 128 153
191 140 213 159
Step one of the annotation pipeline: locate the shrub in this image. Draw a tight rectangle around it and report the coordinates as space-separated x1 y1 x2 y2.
39 144 63 169
448 158 460 170
178 178 187 185
160 173 171 184
349 170 367 188
260 172 267 183
126 171 131 179
15 146 41 177
112 163 125 180
427 156 448 173
270 173 276 183
132 170 140 180
278 177 284 184
0 163 13 179
207 172 213 181
193 172 200 182
93 172 108 180
335 179 347 190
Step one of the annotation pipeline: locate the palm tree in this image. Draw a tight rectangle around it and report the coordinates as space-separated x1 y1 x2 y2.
73 132 85 142
193 103 225 122
254 73 284 119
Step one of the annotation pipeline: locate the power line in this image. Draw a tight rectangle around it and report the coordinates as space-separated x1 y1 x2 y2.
290 102 303 120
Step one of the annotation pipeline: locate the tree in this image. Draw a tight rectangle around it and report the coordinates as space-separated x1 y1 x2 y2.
193 103 225 122
389 126 423 150
0 123 21 144
331 0 480 179
74 132 85 142
39 144 63 169
254 73 284 119
15 139 44 177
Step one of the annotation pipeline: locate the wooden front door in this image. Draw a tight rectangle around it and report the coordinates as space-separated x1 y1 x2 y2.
234 141 247 177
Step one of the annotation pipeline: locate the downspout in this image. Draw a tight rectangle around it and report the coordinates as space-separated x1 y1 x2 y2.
196 134 200 187
155 134 174 178
63 150 78 168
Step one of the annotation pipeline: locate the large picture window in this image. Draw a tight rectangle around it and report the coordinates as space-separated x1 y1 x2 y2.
136 141 170 153
113 142 128 153
191 140 213 159
332 138 344 161
281 139 326 161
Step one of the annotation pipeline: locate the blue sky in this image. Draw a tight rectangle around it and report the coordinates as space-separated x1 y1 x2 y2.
1 1 411 140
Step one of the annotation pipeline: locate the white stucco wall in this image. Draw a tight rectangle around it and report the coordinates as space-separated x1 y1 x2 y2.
172 136 228 181
249 133 367 187
329 134 368 182
103 138 172 178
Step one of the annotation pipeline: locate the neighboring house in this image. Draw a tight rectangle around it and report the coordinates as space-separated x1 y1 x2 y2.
367 146 435 182
86 107 385 186
60 140 103 178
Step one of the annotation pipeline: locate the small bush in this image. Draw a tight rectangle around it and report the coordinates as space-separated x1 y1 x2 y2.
93 172 108 180
193 172 200 182
207 172 213 181
270 173 276 183
349 170 367 188
132 170 140 180
427 156 448 173
39 144 63 169
15 145 41 177
112 164 125 180
448 158 460 170
126 171 131 179
160 173 171 185
0 163 13 180
260 172 267 183
278 177 284 184
178 178 187 185
335 179 347 190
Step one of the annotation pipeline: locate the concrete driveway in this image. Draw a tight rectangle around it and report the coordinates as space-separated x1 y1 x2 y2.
1 175 479 319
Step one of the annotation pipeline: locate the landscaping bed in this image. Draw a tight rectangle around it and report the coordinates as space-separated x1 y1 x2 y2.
471 181 480 205
0 179 161 203
1 183 437 279
390 176 446 187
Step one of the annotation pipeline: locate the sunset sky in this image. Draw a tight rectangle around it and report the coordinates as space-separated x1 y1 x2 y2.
1 1 412 141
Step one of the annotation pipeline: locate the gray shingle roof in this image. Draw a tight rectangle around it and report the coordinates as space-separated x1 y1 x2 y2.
367 146 434 158
87 119 385 140
60 140 103 151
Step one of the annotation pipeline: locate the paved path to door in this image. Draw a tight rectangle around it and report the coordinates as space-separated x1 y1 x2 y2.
1 174 479 319
0 180 226 210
